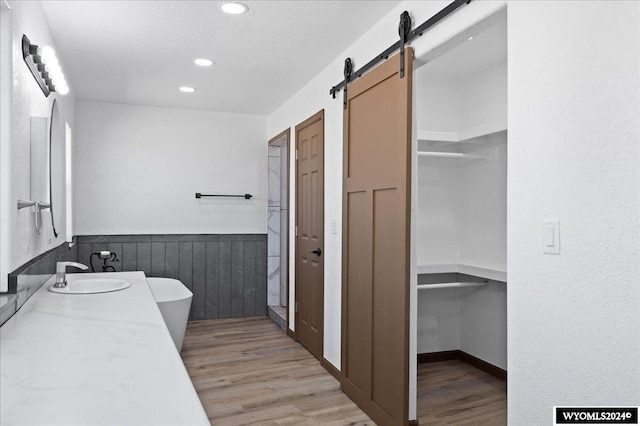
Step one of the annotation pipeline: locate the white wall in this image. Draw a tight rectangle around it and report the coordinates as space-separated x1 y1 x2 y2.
416 73 460 133
460 283 507 369
417 159 460 265
460 60 507 130
458 140 507 370
459 143 507 270
417 287 461 354
0 0 75 292
74 101 267 235
508 1 640 423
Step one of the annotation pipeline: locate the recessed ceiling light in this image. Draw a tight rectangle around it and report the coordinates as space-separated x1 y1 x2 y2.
220 2 248 15
194 58 214 67
468 36 474 41
179 86 196 93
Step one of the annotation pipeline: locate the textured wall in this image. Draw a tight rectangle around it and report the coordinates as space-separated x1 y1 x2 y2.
76 234 267 320
74 101 267 236
0 1 75 292
508 1 640 423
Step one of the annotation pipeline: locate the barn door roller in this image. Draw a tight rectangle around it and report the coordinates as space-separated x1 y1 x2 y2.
329 0 471 103
398 11 411 78
343 58 353 110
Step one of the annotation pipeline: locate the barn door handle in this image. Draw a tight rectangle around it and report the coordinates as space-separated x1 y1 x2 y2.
310 248 322 256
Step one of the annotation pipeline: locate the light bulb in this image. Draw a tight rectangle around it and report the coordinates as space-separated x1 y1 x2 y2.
194 58 214 67
57 85 69 95
48 64 62 77
45 55 59 69
179 86 196 93
52 74 65 87
220 2 248 14
38 46 55 61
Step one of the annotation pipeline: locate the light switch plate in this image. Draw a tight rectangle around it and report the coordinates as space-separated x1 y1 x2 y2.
543 220 560 254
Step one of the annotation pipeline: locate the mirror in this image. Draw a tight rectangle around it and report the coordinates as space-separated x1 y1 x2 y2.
49 98 64 239
30 116 49 207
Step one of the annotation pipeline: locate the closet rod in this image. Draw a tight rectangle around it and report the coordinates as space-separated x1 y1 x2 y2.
418 152 485 159
418 281 488 290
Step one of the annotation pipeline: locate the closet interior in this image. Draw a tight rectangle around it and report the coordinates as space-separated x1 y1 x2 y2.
415 18 507 423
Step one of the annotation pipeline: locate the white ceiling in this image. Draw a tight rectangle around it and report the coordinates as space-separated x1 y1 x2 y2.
420 19 507 79
41 1 400 115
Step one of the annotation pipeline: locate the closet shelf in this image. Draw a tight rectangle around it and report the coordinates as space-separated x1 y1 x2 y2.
418 151 487 160
418 121 507 144
418 281 488 290
417 263 507 282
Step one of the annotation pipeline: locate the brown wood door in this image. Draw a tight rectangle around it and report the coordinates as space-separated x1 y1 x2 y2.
341 48 413 426
295 110 324 360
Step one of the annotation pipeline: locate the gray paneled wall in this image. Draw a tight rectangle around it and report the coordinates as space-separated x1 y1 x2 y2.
2 242 77 325
75 235 267 320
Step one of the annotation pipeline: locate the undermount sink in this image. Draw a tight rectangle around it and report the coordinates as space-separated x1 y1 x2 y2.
48 278 131 294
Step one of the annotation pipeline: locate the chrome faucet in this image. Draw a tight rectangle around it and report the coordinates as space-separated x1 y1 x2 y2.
54 262 88 288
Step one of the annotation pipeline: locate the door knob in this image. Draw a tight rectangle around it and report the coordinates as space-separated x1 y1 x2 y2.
310 248 322 256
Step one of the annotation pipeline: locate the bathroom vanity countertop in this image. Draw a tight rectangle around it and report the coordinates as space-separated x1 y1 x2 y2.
0 271 210 426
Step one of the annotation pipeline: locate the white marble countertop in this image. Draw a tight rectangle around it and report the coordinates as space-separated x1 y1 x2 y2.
0 271 210 426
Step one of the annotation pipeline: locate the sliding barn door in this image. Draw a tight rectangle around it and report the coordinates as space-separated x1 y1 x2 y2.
341 48 413 426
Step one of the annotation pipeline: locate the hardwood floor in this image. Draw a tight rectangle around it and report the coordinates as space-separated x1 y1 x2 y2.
418 360 507 426
181 317 506 426
181 317 373 425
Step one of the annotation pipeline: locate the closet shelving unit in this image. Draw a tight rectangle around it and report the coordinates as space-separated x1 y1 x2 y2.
418 119 507 144
414 15 508 404
417 263 506 283
414 19 509 372
416 124 508 362
417 119 508 287
416 121 508 288
417 119 507 162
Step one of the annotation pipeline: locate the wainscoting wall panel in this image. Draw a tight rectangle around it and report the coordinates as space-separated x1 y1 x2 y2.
76 235 267 320
2 242 77 326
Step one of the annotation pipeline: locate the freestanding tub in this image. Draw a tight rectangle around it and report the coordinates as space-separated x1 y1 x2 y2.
147 278 192 352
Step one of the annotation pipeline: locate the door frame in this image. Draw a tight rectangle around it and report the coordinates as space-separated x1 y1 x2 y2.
294 109 325 358
268 128 291 335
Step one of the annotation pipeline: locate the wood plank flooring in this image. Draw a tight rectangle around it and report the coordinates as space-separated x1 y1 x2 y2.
181 317 506 426
181 317 373 425
417 360 507 425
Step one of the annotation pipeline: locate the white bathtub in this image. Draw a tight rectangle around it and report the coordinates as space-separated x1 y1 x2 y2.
147 278 192 352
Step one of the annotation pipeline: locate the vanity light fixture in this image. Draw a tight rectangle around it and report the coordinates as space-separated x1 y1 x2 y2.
179 86 196 93
220 2 248 15
22 35 69 97
194 58 214 67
